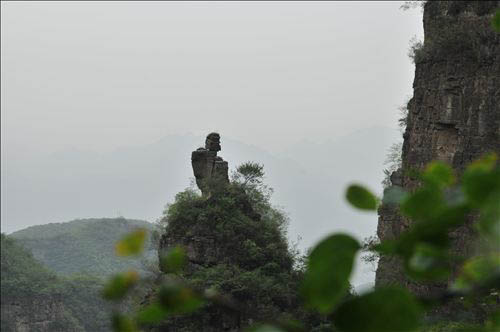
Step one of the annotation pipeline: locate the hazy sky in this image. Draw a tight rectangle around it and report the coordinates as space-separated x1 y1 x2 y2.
2 1 424 287
2 1 423 158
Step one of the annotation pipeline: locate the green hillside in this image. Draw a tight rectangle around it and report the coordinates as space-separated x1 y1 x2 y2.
1 234 110 332
1 233 59 298
10 218 157 277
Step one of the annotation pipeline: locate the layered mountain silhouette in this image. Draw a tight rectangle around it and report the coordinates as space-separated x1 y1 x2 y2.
3 125 400 286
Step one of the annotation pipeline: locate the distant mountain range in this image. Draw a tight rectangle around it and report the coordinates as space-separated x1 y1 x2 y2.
10 218 156 277
3 125 400 286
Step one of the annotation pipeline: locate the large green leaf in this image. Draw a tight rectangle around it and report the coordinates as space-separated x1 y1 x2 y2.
400 187 444 221
112 313 138 332
136 303 169 325
462 155 500 237
380 204 468 258
136 282 204 325
158 281 204 314
486 310 500 331
492 8 500 33
246 319 303 332
246 325 286 332
333 287 423 332
301 234 360 314
102 270 139 301
462 154 499 207
452 254 500 292
407 243 451 281
346 185 378 211
478 198 500 238
159 246 187 274
421 161 455 188
115 229 147 256
382 186 408 205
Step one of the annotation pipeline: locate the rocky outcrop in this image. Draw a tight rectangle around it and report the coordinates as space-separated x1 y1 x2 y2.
376 0 500 301
149 134 320 331
191 132 229 196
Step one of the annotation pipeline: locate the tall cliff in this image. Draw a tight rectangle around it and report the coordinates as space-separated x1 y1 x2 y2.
376 0 500 302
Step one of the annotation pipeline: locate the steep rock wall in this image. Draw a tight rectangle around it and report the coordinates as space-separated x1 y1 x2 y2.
376 0 500 299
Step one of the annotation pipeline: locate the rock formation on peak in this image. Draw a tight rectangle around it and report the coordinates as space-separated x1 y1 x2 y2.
205 132 222 152
146 132 324 331
376 0 499 319
191 132 229 195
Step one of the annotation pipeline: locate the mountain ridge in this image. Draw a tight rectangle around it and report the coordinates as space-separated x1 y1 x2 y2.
10 218 157 277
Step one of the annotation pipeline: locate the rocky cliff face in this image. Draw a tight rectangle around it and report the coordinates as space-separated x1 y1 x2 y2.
376 0 499 300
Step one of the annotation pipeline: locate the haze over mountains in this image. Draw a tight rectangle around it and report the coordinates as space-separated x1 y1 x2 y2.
1 2 420 290
2 125 400 286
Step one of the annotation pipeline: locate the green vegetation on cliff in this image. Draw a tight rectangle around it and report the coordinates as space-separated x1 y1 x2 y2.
150 163 327 330
105 163 330 331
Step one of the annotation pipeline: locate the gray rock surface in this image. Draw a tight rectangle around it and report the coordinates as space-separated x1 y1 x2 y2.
191 132 229 195
376 0 500 302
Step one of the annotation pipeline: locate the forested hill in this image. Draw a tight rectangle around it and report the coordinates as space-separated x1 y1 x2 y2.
1 233 59 298
1 234 110 332
10 218 157 277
